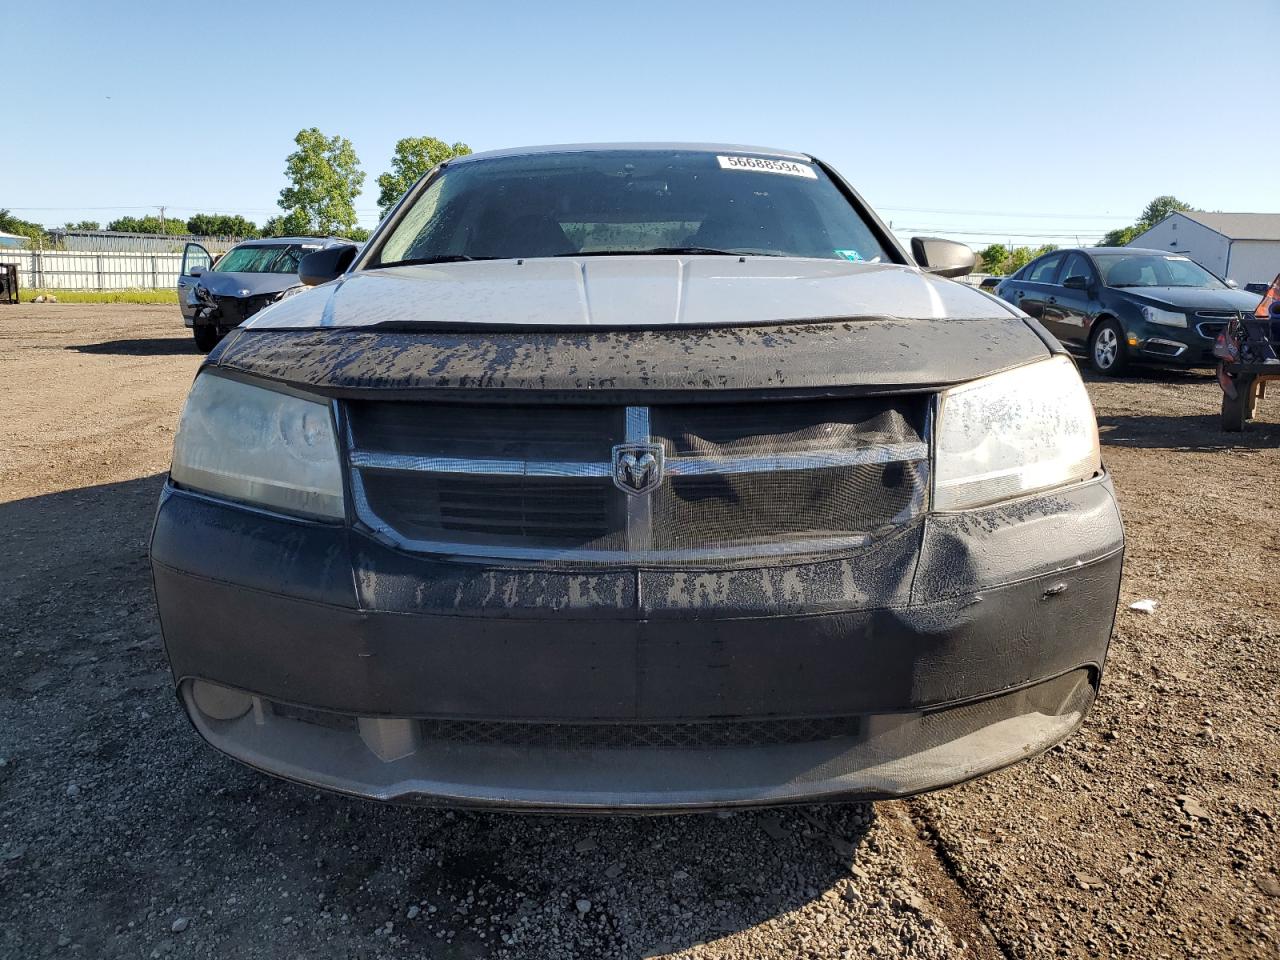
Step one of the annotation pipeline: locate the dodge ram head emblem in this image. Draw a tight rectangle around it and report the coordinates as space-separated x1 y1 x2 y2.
612 443 664 495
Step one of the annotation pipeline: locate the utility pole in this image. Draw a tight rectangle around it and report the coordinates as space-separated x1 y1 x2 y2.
157 205 166 234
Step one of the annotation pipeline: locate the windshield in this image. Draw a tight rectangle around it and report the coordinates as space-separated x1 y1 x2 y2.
372 150 890 265
1094 253 1225 289
214 244 313 274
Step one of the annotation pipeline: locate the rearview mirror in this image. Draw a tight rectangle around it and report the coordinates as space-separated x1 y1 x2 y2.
299 245 358 286
1225 278 1238 289
188 265 205 277
910 237 976 278
1062 275 1088 291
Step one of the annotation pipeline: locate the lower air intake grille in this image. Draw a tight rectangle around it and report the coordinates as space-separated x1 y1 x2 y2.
346 396 929 563
361 473 616 548
418 716 862 749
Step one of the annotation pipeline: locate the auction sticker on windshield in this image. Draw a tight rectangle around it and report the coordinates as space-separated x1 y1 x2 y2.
717 155 818 179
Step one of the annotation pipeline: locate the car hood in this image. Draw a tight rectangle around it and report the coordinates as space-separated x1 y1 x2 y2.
196 271 301 298
216 257 1058 395
246 256 1021 329
1114 285 1263 313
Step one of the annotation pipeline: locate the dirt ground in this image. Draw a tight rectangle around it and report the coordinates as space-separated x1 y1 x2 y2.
1 304 1277 960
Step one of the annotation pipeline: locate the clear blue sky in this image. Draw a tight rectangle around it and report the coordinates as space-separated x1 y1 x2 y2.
6 0 1278 249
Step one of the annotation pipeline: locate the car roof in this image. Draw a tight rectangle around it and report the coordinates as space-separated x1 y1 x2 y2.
452 142 814 165
1021 247 1179 260
234 236 353 247
1087 247 1172 256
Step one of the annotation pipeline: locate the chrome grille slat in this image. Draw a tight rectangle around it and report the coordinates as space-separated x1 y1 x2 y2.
345 397 929 563
349 443 928 478
351 451 614 478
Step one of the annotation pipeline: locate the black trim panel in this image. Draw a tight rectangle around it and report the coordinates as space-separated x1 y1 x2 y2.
209 318 1051 402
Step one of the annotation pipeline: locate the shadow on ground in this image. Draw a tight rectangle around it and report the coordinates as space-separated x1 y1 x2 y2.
1098 411 1280 452
67 337 197 356
1079 363 1215 387
0 476 876 959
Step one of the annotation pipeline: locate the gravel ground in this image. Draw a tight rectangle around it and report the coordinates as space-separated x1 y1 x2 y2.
0 305 1276 959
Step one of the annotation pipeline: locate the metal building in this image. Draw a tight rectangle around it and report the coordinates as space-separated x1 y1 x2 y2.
1130 212 1280 290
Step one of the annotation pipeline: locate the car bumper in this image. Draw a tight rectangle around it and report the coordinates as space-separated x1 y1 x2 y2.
150 476 1124 811
1129 321 1218 366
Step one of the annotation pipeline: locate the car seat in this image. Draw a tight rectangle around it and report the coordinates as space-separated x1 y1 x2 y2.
1107 260 1148 286
467 208 576 260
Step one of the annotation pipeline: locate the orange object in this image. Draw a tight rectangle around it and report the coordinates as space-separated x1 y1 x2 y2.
1255 273 1279 319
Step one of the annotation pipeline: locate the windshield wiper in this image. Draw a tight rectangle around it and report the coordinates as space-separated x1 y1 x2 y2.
373 254 496 268
557 246 781 258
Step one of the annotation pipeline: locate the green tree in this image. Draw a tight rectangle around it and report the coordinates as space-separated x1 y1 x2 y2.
1099 195 1194 247
1100 224 1141 247
277 128 365 235
260 212 311 237
979 243 1009 274
63 220 100 231
1006 246 1037 274
1140 195 1193 228
106 215 188 235
376 136 471 216
186 213 260 238
0 209 48 243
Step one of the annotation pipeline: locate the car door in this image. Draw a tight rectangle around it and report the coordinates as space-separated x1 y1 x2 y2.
177 242 213 321
1013 252 1065 322
1044 252 1100 346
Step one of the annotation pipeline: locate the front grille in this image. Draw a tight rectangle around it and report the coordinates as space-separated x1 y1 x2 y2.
362 473 616 548
272 702 358 732
345 396 929 563
212 293 277 325
1196 321 1227 340
418 715 862 749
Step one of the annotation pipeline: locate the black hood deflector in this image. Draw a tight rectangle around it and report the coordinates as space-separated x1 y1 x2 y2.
210 316 1053 402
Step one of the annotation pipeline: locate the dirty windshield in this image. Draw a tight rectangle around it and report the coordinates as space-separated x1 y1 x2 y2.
373 150 889 265
213 244 309 274
1094 253 1226 288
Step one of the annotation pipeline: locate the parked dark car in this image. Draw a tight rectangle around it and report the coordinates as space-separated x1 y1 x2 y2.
151 143 1122 811
177 236 357 352
994 247 1263 375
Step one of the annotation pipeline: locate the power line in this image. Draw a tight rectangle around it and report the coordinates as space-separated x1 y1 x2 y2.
4 204 383 214
896 227 1108 239
877 205 1129 221
11 201 1124 220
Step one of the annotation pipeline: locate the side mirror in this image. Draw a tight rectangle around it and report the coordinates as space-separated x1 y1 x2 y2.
1062 275 1088 291
910 237 977 278
1225 278 1238 289
188 265 205 277
299 245 358 286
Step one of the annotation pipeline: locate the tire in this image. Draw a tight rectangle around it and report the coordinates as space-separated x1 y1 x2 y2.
193 325 221 353
1089 319 1128 376
1221 376 1257 432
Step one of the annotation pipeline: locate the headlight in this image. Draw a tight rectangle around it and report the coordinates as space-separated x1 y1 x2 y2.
933 356 1101 511
170 374 344 519
1140 305 1186 328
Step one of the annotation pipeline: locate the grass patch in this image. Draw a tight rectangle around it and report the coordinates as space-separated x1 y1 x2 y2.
23 288 179 304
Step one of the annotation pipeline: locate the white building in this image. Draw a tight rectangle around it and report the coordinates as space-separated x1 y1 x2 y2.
1129 211 1280 290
